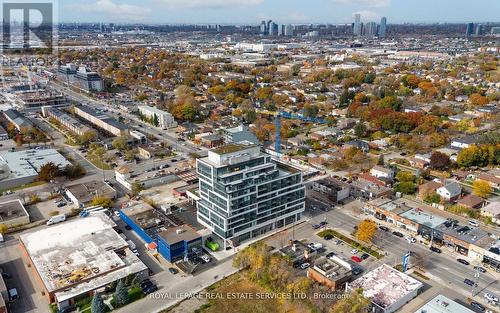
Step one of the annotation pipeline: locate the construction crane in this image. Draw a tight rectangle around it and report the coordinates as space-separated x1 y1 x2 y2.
256 109 327 155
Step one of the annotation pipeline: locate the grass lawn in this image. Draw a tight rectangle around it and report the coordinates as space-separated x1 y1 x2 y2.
317 229 384 259
195 273 309 313
88 157 112 170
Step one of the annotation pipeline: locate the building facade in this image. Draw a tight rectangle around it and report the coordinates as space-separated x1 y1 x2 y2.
196 144 305 248
138 105 177 129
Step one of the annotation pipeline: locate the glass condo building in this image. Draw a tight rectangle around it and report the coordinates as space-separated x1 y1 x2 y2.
196 144 305 248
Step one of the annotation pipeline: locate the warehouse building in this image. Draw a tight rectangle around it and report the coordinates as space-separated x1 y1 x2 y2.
19 213 148 310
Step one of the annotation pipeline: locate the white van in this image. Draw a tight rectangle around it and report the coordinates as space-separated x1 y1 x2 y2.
46 214 66 225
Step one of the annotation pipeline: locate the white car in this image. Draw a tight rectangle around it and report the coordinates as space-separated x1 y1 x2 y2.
201 255 211 263
351 249 359 254
300 263 310 270
406 237 416 243
484 293 499 303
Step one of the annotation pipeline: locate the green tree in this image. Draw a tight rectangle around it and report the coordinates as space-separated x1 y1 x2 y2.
377 154 384 166
244 109 257 124
114 279 129 307
91 293 106 313
131 182 143 197
0 224 8 235
354 123 367 138
152 113 159 127
396 171 415 183
112 136 129 151
394 181 416 194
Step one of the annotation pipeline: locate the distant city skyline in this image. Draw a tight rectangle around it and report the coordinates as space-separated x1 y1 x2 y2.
60 0 499 24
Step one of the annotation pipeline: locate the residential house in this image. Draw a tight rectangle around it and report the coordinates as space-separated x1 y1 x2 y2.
456 194 486 210
436 182 462 202
370 165 395 179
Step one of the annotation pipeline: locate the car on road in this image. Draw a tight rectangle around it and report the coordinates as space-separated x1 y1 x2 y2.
392 231 404 237
469 220 479 227
379 226 389 231
300 263 310 270
324 234 333 240
351 256 362 263
360 253 369 260
312 224 320 230
132 249 139 257
430 246 442 253
406 236 416 243
1 272 12 279
326 252 336 258
168 267 179 275
309 243 323 250
352 267 363 275
464 279 477 287
457 259 470 266
470 301 485 312
201 255 211 263
319 221 328 227
8 288 18 301
474 266 487 273
351 248 359 254
484 293 499 303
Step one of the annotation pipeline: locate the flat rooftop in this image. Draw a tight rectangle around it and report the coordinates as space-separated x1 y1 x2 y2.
158 224 200 244
66 181 116 204
20 214 147 301
377 198 414 215
348 264 423 310
0 148 71 180
414 294 475 313
211 143 256 155
435 221 488 244
399 208 447 229
0 199 29 223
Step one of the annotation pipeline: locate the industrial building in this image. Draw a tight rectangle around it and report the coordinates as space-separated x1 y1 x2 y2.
196 143 305 248
0 199 30 228
65 181 117 208
0 149 71 189
74 105 128 137
19 213 148 310
138 105 177 129
118 203 202 263
346 264 423 313
42 106 93 137
3 109 33 131
307 256 352 290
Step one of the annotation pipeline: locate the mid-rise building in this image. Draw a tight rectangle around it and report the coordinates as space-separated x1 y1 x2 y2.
138 105 177 129
196 144 305 248
466 22 474 37
284 24 294 36
74 66 104 92
221 124 259 145
42 106 93 137
74 105 128 137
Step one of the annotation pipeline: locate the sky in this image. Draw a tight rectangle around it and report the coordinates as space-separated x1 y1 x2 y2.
61 0 500 24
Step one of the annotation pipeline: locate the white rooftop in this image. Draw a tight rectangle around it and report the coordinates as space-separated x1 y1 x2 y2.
20 214 147 302
348 264 423 310
414 294 475 313
0 148 71 180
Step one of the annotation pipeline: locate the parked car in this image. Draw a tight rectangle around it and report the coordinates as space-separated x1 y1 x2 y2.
430 246 442 253
140 279 153 289
392 231 404 238
324 234 333 240
464 279 477 287
351 248 359 254
470 301 485 312
201 255 211 263
352 267 363 275
469 220 479 227
457 258 470 266
474 266 487 273
360 253 369 260
8 288 18 301
379 226 389 231
351 256 362 263
319 221 328 227
312 224 320 230
168 267 179 275
143 285 158 294
326 252 336 258
406 237 416 243
300 263 310 270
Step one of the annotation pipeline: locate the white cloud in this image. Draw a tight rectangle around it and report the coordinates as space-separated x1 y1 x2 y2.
155 0 264 9
333 0 390 8
352 10 380 21
71 0 152 21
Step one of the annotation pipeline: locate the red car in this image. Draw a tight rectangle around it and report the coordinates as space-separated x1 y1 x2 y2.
351 256 362 263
